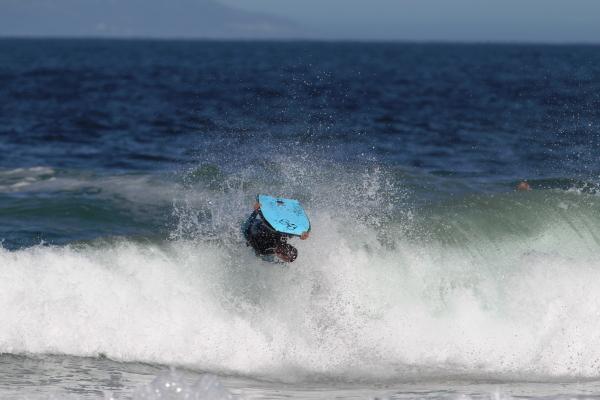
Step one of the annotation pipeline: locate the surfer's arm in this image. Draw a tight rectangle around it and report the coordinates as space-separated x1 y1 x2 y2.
246 210 259 226
243 209 261 240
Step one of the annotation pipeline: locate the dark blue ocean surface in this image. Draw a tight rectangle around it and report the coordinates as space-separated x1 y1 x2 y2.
1 39 600 249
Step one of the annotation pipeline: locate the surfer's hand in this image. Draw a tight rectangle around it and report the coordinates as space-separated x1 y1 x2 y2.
300 232 309 240
254 202 261 211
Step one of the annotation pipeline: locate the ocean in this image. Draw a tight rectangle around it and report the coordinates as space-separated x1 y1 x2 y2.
1 39 600 399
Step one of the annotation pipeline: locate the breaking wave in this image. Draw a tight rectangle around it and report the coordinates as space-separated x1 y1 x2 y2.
1 160 600 383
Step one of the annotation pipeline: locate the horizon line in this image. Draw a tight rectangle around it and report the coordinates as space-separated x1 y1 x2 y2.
1 35 600 46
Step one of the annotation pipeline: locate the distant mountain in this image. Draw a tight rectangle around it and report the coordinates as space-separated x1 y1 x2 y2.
0 0 302 39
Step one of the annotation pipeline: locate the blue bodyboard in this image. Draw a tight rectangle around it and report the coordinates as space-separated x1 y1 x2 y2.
258 194 310 236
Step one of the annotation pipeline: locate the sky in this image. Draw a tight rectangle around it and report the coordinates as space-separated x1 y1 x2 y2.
1 0 599 42
219 0 600 43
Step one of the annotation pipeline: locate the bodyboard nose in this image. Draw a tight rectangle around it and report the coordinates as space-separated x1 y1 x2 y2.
258 194 310 236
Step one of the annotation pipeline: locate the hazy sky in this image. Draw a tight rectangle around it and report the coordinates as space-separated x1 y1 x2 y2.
220 0 600 42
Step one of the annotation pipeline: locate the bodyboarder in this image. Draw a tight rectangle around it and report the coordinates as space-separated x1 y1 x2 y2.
243 201 309 263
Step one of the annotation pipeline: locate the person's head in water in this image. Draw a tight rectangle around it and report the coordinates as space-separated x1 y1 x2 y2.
516 181 532 191
275 243 298 263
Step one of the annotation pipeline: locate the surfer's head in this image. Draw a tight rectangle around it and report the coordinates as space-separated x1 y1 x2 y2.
275 243 298 263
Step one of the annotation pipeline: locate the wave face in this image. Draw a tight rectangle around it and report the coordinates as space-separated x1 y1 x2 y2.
2 159 600 383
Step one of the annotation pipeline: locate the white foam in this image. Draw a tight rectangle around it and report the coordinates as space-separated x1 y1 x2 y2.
1 206 600 382
0 167 176 209
0 166 56 192
0 167 55 176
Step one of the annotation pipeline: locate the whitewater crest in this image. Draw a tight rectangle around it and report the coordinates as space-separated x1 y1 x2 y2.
2 194 600 382
2 161 600 382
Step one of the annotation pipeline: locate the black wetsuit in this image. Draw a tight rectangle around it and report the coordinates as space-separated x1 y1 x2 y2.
243 210 288 256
